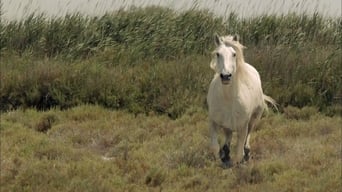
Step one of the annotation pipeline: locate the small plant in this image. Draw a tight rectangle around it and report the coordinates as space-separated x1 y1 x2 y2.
145 167 166 187
35 114 58 133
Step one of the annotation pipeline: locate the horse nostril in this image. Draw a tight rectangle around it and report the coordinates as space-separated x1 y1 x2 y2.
220 73 232 80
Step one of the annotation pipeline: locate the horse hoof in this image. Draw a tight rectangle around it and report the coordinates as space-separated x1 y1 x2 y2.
219 144 230 163
243 147 250 161
244 154 250 161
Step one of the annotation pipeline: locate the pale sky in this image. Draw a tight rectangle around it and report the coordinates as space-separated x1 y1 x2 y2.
1 0 341 21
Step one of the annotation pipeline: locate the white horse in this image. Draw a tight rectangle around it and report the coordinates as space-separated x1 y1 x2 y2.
207 34 276 167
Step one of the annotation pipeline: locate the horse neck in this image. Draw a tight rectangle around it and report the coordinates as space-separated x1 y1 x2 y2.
235 47 246 72
235 46 249 82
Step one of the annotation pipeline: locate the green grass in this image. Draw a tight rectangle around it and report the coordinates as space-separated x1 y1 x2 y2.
1 6 341 117
1 105 341 191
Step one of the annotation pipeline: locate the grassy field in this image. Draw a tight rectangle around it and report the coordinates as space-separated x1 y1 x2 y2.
1 105 341 191
0 4 342 192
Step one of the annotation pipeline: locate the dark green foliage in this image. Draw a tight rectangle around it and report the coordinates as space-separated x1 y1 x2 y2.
0 7 341 117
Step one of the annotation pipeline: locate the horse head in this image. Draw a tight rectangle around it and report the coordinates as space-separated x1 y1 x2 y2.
211 34 241 85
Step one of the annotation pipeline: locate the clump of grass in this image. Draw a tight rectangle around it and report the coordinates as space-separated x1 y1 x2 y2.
35 113 58 133
167 147 208 169
323 105 342 117
145 167 166 187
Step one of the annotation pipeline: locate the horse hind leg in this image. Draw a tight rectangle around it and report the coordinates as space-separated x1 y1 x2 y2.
244 124 253 161
244 107 263 161
244 122 255 161
244 134 251 161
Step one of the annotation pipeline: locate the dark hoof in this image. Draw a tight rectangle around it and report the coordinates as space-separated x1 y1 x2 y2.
244 147 250 161
219 144 230 163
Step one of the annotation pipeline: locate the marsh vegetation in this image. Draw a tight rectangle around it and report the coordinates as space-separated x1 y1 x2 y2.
0 3 341 191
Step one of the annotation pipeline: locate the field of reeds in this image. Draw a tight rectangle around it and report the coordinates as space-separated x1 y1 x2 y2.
1 6 341 117
1 4 342 192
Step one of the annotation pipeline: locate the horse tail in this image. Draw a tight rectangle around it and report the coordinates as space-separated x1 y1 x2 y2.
263 94 278 112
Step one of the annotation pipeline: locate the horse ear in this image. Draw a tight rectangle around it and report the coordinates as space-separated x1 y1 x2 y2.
214 34 221 46
233 34 240 42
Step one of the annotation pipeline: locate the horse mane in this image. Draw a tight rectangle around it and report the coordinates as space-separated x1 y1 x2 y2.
221 35 246 69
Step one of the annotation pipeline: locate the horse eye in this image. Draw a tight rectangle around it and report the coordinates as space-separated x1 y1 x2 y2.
233 53 236 57
216 53 220 58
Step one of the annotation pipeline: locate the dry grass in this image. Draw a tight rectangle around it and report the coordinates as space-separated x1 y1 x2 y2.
1 105 341 191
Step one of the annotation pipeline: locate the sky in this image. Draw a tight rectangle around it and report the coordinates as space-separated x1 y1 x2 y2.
1 0 341 21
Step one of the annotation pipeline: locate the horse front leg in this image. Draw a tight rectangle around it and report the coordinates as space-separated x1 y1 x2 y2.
244 108 263 161
209 120 220 161
220 128 232 167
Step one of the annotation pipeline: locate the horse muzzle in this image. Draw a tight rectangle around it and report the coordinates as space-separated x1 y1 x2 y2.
220 73 232 84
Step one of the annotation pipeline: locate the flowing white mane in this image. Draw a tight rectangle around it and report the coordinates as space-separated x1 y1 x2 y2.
221 35 246 70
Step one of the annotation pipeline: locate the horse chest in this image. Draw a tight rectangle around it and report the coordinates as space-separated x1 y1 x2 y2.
208 78 253 130
209 100 246 130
